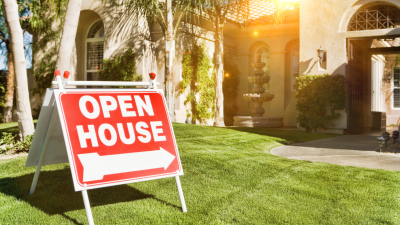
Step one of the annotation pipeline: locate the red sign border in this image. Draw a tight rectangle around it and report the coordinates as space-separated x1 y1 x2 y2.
54 89 183 191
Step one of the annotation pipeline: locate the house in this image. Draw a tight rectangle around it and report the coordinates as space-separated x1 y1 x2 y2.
31 0 400 134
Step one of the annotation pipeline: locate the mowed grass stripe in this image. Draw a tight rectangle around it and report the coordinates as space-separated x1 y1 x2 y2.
0 122 398 224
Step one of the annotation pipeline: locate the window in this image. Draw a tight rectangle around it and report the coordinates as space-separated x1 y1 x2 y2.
394 68 400 108
348 3 400 31
254 47 270 91
86 20 104 82
290 44 299 92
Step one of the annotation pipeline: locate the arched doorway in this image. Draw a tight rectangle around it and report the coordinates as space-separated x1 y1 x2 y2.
346 2 400 133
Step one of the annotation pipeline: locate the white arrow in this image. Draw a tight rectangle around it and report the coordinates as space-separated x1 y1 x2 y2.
77 147 176 182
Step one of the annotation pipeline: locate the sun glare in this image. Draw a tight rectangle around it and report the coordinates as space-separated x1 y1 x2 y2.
279 0 300 3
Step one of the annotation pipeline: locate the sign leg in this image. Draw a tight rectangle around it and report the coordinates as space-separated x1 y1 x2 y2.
29 108 57 194
82 189 95 225
175 175 187 212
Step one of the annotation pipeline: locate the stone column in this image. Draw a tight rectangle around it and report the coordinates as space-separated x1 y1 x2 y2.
268 50 286 118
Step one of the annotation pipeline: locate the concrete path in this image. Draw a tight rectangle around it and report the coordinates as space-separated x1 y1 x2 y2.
271 134 400 171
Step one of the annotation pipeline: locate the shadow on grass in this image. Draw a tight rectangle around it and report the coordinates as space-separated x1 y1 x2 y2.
226 127 380 152
226 127 341 145
0 168 181 224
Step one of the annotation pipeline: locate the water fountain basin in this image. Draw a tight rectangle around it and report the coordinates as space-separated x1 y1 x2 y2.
243 93 275 102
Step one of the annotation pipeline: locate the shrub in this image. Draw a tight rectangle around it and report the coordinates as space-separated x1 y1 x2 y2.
295 74 346 132
179 43 215 124
0 132 33 154
99 49 142 86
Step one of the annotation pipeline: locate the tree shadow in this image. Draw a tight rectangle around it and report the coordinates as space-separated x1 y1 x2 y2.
0 168 181 224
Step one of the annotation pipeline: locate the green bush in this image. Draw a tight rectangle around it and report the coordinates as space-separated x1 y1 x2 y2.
0 132 16 146
99 49 142 86
180 43 215 124
0 132 33 154
295 74 346 132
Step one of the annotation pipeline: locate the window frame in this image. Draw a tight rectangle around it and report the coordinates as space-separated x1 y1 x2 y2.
84 20 105 82
392 67 400 109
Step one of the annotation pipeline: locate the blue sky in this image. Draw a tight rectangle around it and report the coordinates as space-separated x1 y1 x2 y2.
0 31 32 69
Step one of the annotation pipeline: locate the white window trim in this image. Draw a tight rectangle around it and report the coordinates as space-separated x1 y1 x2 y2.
391 67 400 110
84 19 105 82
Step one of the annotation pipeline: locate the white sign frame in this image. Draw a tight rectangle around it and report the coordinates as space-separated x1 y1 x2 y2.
26 76 187 225
53 88 183 191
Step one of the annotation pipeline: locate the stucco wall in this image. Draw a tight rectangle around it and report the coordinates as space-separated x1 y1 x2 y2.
232 24 299 127
32 1 301 127
300 0 400 132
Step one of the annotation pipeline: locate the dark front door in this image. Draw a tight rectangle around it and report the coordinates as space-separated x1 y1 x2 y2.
347 40 364 134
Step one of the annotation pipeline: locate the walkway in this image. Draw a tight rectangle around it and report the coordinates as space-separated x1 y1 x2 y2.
271 133 400 171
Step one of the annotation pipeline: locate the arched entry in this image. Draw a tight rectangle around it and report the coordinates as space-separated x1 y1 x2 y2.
347 2 400 31
346 1 400 133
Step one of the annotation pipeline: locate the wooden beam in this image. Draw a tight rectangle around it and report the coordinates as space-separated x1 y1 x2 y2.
369 47 400 54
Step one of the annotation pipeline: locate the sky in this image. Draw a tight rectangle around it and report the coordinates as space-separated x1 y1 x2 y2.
0 31 32 70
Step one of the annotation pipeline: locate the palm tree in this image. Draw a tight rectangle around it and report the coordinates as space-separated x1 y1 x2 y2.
0 28 15 123
103 0 193 121
54 0 82 74
1 0 34 139
0 0 30 123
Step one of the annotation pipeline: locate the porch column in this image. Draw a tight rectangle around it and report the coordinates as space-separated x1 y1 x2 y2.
269 50 286 118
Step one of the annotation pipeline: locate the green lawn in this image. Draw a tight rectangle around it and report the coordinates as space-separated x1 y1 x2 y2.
0 120 38 136
0 123 398 224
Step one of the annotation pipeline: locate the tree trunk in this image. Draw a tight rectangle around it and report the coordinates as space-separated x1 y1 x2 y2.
164 0 175 121
213 17 225 127
165 39 175 122
55 0 82 74
1 0 34 139
3 45 14 123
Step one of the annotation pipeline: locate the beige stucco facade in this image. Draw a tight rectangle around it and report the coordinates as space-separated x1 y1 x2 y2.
300 0 400 133
43 0 301 128
29 0 400 133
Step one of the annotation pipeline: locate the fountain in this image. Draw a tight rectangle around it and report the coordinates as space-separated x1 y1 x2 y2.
233 60 284 127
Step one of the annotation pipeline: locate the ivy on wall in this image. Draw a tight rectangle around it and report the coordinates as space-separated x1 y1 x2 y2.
99 49 142 86
180 43 215 124
223 54 240 126
295 74 346 132
30 0 68 95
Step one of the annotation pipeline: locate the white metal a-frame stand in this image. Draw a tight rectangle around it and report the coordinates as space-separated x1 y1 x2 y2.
28 71 187 225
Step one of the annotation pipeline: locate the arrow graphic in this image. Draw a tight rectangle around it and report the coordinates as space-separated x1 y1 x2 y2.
77 147 176 182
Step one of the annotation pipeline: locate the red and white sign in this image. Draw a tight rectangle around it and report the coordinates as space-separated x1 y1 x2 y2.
53 89 183 191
